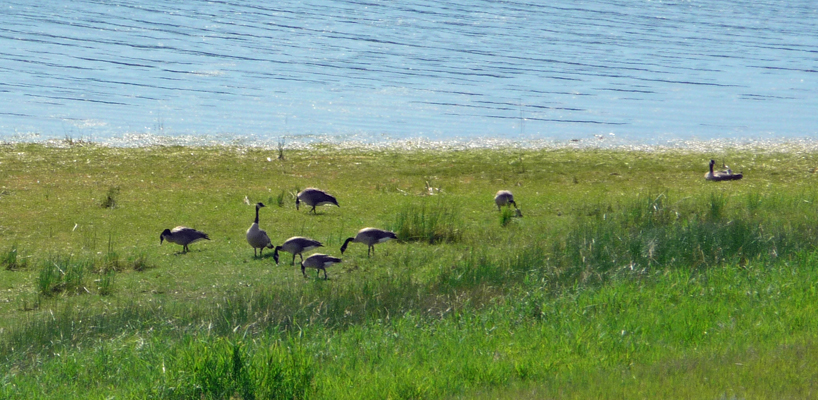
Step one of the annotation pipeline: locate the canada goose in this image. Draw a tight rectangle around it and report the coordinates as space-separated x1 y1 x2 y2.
296 188 339 214
160 226 210 253
494 190 518 211
705 159 743 181
246 202 274 257
300 253 342 280
273 236 323 265
340 227 397 256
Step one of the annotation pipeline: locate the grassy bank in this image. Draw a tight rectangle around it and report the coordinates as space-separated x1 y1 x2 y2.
1 142 817 398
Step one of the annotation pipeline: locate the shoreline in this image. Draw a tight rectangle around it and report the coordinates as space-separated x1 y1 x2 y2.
4 132 818 153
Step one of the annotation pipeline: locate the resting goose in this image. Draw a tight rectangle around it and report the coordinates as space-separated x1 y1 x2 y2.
705 159 743 181
160 226 210 253
296 188 339 214
300 253 342 280
274 236 323 265
246 202 274 257
340 227 397 256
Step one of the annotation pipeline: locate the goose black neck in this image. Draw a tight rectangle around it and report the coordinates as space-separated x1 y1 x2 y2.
254 207 260 224
340 237 354 253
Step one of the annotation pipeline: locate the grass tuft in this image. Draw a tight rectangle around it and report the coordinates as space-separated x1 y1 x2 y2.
277 137 286 160
129 253 154 271
2 244 28 271
499 207 515 227
389 200 463 244
97 234 123 273
272 189 287 208
165 337 314 399
99 186 120 209
97 270 116 296
36 257 90 296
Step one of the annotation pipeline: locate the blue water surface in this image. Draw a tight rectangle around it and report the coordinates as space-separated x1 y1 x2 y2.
1 0 816 147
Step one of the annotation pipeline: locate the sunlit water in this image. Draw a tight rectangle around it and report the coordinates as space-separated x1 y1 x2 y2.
1 0 816 148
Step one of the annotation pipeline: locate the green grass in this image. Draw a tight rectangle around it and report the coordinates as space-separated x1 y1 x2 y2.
388 199 463 244
1 142 818 398
2 244 28 271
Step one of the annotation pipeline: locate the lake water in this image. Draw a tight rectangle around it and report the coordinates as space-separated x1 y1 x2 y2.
1 0 817 148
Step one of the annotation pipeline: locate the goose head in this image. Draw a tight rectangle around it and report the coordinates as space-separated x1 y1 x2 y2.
160 228 172 244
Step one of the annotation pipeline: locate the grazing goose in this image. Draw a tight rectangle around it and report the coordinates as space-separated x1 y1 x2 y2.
300 253 342 280
246 202 274 257
160 226 210 253
494 190 519 211
705 159 743 181
296 188 339 214
274 236 323 265
340 227 397 256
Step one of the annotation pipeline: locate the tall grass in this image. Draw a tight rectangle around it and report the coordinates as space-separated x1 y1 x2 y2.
163 338 314 399
2 244 28 270
499 207 515 227
3 265 428 360
99 233 122 273
271 189 287 207
97 270 115 296
36 257 90 296
6 190 815 361
552 192 813 284
4 250 816 399
30 248 154 300
388 200 463 244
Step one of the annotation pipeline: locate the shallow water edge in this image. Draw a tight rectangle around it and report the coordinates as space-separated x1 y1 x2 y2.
5 131 818 155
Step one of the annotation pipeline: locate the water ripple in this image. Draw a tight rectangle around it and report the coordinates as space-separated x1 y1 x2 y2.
0 0 816 144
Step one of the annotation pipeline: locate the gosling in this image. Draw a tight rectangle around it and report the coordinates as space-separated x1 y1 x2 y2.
160 226 210 253
340 227 397 257
705 159 743 181
296 188 339 214
273 236 323 265
246 202 273 257
300 253 342 280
